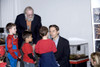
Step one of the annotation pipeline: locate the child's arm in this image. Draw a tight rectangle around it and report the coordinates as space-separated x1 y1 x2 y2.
16 38 21 58
7 38 18 59
22 44 36 62
18 49 21 59
28 53 36 61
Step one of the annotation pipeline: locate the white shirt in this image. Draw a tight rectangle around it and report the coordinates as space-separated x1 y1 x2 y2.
53 36 59 48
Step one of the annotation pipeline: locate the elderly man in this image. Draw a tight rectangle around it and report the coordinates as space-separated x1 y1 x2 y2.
15 6 42 49
15 6 42 67
49 25 70 67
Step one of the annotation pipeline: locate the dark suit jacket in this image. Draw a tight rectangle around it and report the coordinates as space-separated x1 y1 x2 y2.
15 13 42 49
55 36 70 67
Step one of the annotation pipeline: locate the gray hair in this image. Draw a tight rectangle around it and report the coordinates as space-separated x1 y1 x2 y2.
24 6 34 14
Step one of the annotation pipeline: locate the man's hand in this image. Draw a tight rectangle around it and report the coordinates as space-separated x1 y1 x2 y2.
17 56 21 61
34 61 36 64
18 56 22 59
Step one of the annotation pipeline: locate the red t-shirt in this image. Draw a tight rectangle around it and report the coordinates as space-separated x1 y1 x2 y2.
22 43 35 64
35 39 57 54
0 62 7 67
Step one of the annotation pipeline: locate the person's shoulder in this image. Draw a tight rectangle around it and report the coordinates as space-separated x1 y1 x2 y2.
37 39 42 44
47 39 55 44
23 43 30 46
37 39 52 43
7 35 13 40
22 43 31 48
34 14 41 18
60 36 69 47
48 39 53 42
60 36 69 42
17 13 24 18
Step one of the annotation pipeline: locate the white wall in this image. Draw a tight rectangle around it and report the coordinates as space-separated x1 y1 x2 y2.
1 0 15 27
1 0 93 55
91 0 100 8
1 0 92 66
15 0 93 56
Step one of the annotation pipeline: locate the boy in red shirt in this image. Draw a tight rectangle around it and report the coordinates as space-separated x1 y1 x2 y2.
35 26 58 67
0 46 7 67
22 31 36 67
5 23 21 67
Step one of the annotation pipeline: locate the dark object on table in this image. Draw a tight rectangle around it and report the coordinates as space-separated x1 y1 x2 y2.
0 28 4 33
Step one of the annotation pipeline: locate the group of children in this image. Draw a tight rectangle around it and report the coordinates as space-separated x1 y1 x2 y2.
0 23 58 67
0 22 100 67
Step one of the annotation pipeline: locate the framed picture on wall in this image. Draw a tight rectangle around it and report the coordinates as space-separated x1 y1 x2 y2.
95 41 100 52
93 8 100 23
94 24 100 39
93 8 100 51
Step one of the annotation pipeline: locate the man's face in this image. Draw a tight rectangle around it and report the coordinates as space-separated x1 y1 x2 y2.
49 27 59 39
10 26 16 34
25 10 34 21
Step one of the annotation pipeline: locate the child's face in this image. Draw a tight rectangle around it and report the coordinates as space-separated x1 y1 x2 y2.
91 58 94 66
9 26 16 34
91 57 96 66
28 35 33 42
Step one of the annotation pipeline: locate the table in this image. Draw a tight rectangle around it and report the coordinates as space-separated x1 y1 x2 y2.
70 58 89 67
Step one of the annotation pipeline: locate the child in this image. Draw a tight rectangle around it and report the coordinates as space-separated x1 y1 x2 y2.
91 52 100 67
22 31 36 67
0 46 7 67
5 23 21 67
35 26 58 67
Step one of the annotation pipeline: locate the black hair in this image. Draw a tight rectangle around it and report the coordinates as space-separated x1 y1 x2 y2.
22 31 32 40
